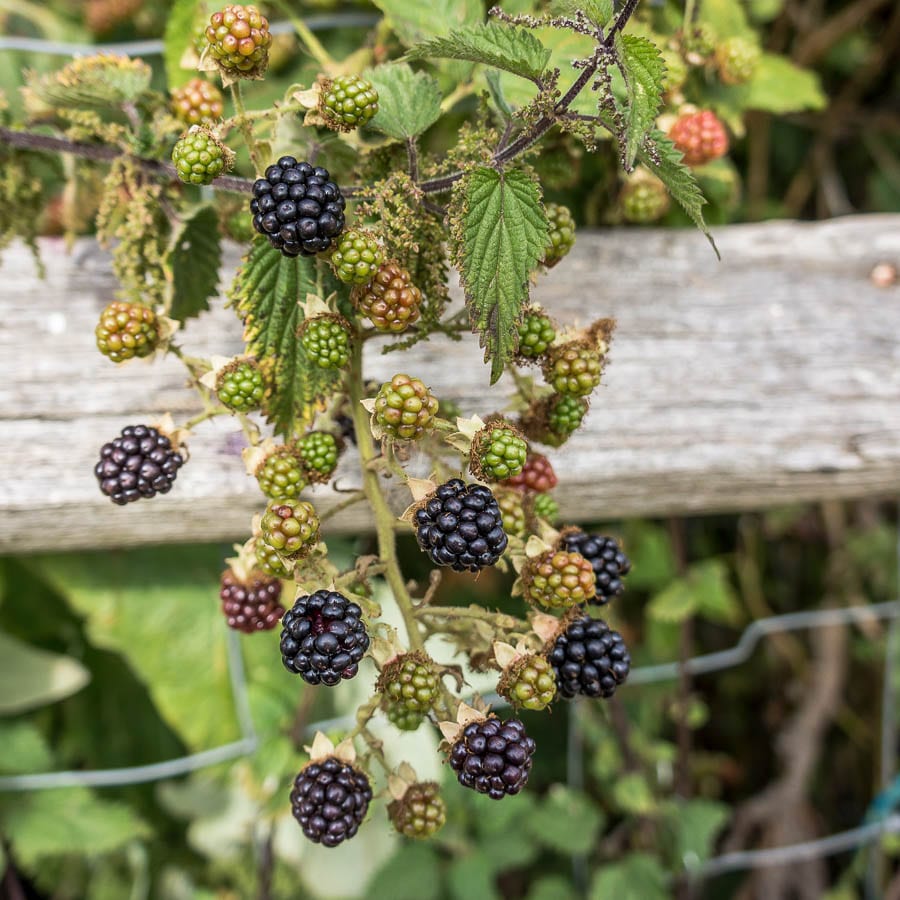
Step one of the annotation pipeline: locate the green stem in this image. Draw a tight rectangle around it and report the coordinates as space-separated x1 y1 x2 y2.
230 82 264 174
269 0 334 70
348 339 425 654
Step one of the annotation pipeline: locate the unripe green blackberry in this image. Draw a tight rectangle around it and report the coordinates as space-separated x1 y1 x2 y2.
330 229 384 285
298 431 340 482
494 487 527 538
621 176 670 224
95 301 159 362
171 77 224 125
716 36 760 85
523 549 596 609
255 444 308 500
388 782 446 840
171 127 232 185
377 652 439 719
533 492 559 522
517 310 556 360
254 533 292 577
544 343 602 396
216 359 265 412
473 426 528 482
320 74 379 131
353 261 422 333
542 203 575 267
373 374 439 441
498 653 557 711
204 4 271 78
300 315 351 369
547 394 588 440
260 499 320 560
385 703 425 732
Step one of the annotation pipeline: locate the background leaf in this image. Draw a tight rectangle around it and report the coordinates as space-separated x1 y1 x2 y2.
450 167 547 383
0 721 54 773
365 63 443 141
169 205 221 323
525 784 605 855
590 853 669 900
370 0 482 49
667 798 730 864
163 0 206 90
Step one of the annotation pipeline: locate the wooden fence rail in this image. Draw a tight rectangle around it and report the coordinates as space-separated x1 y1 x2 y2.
1 215 898 553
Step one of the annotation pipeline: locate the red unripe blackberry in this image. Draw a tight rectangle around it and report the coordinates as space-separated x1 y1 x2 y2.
353 261 422 333
279 590 369 685
498 653 557 711
414 479 508 572
373 374 439 441
204 4 271 78
95 301 159 363
668 110 729 167
219 569 284 632
254 444 307 500
250 157 346 257
259 499 319 560
95 424 184 505
291 757 372 847
503 453 557 493
560 531 631 604
548 614 631 699
544 343 602 397
449 716 536 799
523 549 596 610
388 782 446 839
171 77 224 125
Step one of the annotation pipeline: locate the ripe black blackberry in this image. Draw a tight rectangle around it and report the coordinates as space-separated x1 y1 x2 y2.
250 157 345 257
290 757 372 847
219 569 284 633
279 590 369 685
448 716 536 799
414 479 508 572
94 424 184 505
561 531 631 603
548 614 631 699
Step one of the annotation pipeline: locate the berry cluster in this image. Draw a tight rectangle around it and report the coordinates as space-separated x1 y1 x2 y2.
549 615 631 699
668 110 729 167
290 758 372 847
353 261 422 333
95 301 159 363
320 74 380 131
204 4 271 78
373 373 439 441
449 717 536 799
219 569 284 632
95 425 184 505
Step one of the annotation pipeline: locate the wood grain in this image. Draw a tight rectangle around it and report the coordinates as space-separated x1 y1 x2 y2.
1 215 898 553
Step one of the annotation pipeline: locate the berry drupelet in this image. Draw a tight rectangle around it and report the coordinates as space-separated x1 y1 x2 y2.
290 757 372 847
95 424 184 505
449 716 536 799
250 157 345 257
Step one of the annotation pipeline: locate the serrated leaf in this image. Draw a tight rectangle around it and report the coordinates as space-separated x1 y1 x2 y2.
371 0 482 48
637 131 717 256
451 167 547 384
169 205 221 322
647 578 697 623
0 788 149 865
0 630 90 714
25 57 152 111
365 63 442 140
550 0 614 27
0 721 54 774
406 24 551 84
667 798 730 865
525 785 605 855
231 237 343 436
164 0 207 89
590 854 668 900
612 772 658 815
619 34 665 169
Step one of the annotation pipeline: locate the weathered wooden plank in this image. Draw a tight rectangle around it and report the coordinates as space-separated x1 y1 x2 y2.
1 215 899 553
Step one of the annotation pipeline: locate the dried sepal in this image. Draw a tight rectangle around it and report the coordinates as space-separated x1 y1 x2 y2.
531 612 562 644
151 412 190 458
305 730 337 762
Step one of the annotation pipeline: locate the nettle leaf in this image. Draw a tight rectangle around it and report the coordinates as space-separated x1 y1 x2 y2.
25 57 152 110
164 0 206 89
590 854 668 900
619 34 665 169
365 63 442 141
169 205 221 322
371 0 482 48
638 131 718 255
744 52 826 113
406 24 551 84
451 167 547 384
231 237 343 436
551 0 614 28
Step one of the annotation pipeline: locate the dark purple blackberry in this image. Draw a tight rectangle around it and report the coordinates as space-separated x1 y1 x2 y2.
561 531 631 604
548 614 631 699
279 590 369 685
219 569 284 633
290 757 372 847
449 716 536 799
94 424 184 505
250 156 345 256
414 479 508 572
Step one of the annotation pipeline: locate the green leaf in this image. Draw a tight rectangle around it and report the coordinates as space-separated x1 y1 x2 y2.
590 854 668 900
485 70 514 119
690 559 740 624
365 63 443 140
647 578 697 624
527 876 581 900
637 131 717 255
25 57 152 110
368 844 442 900
169 205 221 322
231 237 343 437
619 34 665 169
406 24 551 84
622 522 676 590
744 53 826 113
164 0 206 90
525 785 605 856
0 630 90 714
450 167 547 383
0 721 54 773
550 0 614 28
0 788 149 865
667 798 730 865
448 853 500 900
371 0 482 49
612 773 658 815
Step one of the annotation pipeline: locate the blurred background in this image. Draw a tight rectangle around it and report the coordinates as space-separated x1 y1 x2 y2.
1 0 899 898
